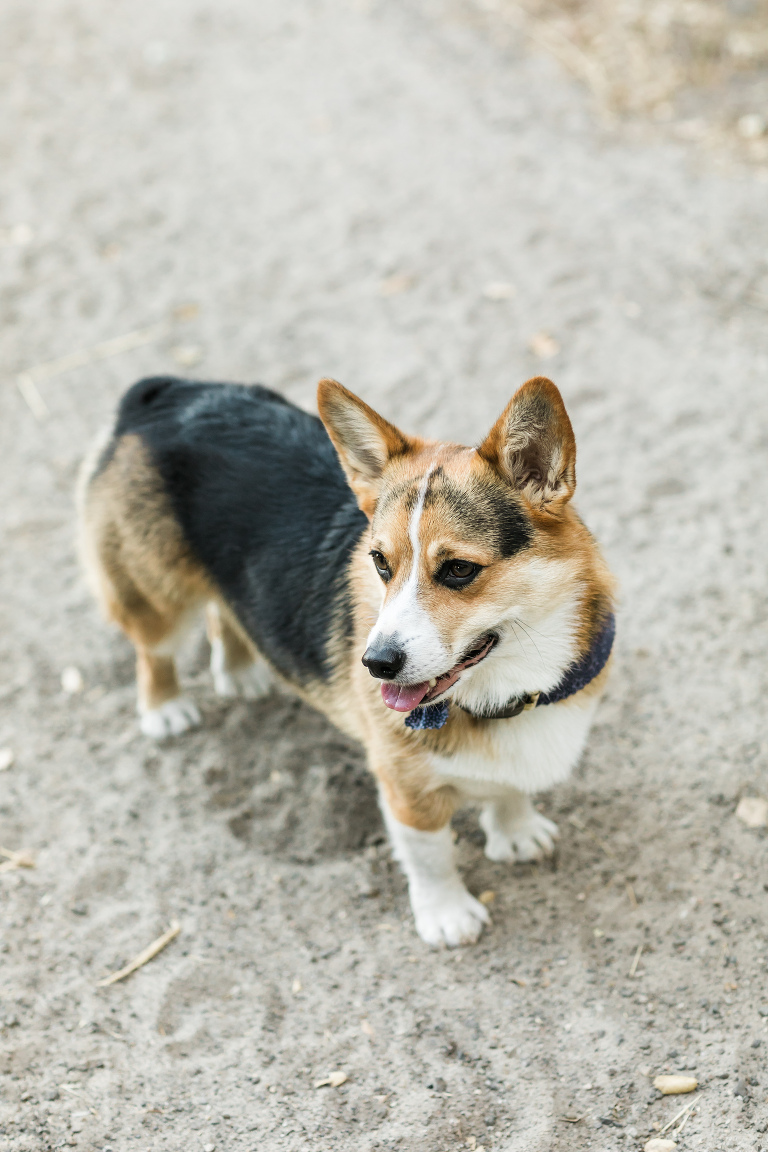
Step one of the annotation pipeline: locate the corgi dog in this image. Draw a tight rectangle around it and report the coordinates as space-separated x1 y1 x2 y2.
78 374 615 947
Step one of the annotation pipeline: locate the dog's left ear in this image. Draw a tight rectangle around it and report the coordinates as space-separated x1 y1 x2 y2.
478 377 576 514
317 378 413 517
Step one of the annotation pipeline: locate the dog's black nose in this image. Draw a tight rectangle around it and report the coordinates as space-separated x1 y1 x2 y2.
362 644 406 680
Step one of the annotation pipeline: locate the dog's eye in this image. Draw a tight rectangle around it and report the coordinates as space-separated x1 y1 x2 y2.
369 550 391 582
439 559 481 588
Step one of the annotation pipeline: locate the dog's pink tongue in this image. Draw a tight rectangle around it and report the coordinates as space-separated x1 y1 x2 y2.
380 681 430 712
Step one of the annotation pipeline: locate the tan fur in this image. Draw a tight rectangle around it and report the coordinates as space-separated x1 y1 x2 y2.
317 378 416 517
79 434 217 711
479 376 576 512
205 601 258 673
81 379 614 844
318 377 615 832
332 567 612 832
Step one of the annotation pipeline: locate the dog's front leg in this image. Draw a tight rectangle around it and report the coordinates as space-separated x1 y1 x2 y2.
379 787 489 947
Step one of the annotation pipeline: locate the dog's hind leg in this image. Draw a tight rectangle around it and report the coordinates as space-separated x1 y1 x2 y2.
78 431 208 739
134 622 202 739
206 602 273 700
479 789 559 863
97 571 203 739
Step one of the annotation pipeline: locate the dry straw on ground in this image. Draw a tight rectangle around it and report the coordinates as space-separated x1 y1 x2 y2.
480 0 768 162
97 921 181 987
0 847 35 874
14 304 199 421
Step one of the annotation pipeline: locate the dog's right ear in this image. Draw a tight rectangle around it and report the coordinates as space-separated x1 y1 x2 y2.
478 376 576 515
317 379 412 517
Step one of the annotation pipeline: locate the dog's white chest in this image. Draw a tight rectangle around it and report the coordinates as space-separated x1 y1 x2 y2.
430 697 599 797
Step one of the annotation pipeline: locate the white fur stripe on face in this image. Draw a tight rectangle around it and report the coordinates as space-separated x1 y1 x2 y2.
409 464 434 567
366 462 451 682
399 462 435 606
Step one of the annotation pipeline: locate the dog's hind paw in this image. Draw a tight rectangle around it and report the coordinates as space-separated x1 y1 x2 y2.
411 885 490 947
482 809 559 863
139 696 201 739
212 664 273 700
211 645 273 700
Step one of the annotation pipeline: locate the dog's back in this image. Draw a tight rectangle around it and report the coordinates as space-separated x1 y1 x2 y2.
79 377 367 735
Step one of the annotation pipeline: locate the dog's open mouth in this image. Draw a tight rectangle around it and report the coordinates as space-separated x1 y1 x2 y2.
380 634 498 713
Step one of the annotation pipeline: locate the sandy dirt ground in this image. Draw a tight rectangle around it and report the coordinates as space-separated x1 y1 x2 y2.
2 1 768 1150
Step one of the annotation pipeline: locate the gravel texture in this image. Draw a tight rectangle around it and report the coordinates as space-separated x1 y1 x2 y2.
1 1 768 1149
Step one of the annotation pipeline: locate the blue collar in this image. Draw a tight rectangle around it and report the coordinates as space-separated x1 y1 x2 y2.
405 613 615 730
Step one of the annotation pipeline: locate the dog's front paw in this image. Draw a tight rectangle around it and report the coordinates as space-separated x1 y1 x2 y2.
483 811 559 863
139 696 201 739
411 885 490 947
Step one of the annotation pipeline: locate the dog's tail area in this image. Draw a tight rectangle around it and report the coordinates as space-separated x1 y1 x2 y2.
114 375 177 425
76 375 179 516
75 424 112 513
75 423 115 602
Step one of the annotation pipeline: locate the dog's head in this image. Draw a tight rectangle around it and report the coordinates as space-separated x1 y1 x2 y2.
318 376 607 715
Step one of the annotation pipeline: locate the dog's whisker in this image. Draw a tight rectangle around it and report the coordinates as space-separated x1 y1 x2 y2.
511 618 545 667
506 620 530 663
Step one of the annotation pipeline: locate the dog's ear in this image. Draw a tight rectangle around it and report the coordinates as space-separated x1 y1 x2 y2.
478 377 576 513
317 379 413 517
